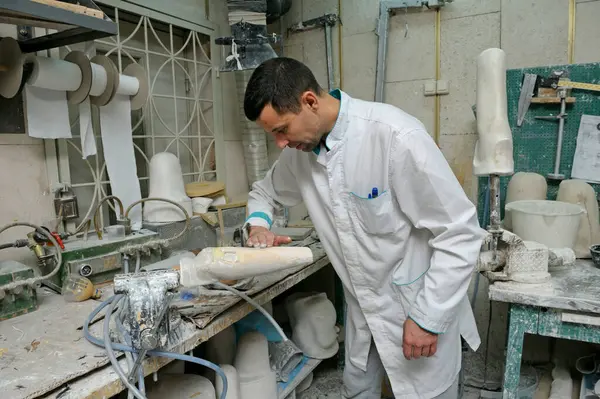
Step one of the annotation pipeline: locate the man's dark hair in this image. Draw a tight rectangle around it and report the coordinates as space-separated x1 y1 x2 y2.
244 57 323 121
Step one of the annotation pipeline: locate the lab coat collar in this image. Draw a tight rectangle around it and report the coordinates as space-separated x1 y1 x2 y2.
313 89 349 163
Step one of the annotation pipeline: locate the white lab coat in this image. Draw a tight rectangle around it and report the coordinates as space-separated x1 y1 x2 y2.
245 90 486 398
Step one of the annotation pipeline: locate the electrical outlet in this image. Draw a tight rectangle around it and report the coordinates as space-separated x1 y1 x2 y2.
424 80 437 96
436 80 450 95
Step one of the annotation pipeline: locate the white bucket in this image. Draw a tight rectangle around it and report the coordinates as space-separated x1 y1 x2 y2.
505 200 584 249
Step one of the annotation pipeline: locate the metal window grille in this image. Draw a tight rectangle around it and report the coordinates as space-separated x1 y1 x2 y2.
55 6 218 230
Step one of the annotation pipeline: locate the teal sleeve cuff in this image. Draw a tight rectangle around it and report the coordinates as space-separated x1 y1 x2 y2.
408 315 443 335
245 211 273 227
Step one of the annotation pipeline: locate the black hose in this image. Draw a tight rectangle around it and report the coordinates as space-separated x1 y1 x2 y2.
0 242 15 250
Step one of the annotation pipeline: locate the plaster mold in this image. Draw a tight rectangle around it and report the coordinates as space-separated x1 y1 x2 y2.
146 374 215 399
285 292 339 359
557 179 600 258
504 172 547 230
473 48 514 177
234 331 278 399
143 152 193 223
216 364 241 399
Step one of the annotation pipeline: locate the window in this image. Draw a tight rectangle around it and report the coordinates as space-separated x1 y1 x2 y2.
52 5 221 230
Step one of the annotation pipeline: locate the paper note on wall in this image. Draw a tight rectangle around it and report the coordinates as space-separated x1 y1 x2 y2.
99 94 142 229
572 114 600 184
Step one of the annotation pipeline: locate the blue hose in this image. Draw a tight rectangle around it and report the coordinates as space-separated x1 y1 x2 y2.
84 295 228 399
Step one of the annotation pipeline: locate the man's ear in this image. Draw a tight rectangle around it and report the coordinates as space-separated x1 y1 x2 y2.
301 91 319 111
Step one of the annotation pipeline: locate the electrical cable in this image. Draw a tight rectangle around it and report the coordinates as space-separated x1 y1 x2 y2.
124 197 191 243
0 242 15 250
103 295 147 399
84 295 228 399
0 222 63 291
93 195 125 239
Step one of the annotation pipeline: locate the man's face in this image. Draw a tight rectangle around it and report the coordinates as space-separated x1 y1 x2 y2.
256 92 323 152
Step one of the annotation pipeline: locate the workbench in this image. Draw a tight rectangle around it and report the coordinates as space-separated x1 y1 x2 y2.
0 238 329 399
489 260 600 399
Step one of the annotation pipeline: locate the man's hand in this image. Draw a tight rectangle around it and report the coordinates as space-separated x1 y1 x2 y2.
402 318 438 360
246 226 291 248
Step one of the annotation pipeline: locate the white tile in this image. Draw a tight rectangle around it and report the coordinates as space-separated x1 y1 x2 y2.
575 1 600 63
440 13 500 137
385 9 436 83
501 0 569 68
441 0 500 20
342 32 377 101
224 140 250 197
384 80 436 136
340 0 378 37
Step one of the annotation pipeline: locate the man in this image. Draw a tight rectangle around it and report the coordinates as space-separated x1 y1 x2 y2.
242 57 485 399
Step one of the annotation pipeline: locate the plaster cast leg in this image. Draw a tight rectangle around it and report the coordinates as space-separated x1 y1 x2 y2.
504 172 547 230
557 179 600 258
342 340 384 399
473 48 514 177
180 247 314 286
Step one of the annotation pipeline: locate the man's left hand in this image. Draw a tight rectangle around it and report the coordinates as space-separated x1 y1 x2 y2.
402 318 438 360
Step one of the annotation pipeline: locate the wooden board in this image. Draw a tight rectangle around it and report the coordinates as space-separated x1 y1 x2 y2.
530 96 576 104
30 0 104 19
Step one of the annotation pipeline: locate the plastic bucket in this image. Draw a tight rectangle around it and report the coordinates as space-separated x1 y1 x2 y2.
505 200 584 249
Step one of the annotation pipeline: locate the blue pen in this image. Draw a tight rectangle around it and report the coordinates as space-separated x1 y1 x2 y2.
371 187 378 198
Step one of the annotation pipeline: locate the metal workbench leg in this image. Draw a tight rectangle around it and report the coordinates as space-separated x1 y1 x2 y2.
502 304 539 399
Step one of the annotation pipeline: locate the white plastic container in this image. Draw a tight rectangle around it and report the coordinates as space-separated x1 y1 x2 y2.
505 200 584 250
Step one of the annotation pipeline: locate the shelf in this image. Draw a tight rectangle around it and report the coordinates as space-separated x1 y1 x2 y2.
0 0 117 53
278 357 322 398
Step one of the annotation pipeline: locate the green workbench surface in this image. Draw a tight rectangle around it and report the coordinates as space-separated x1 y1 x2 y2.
489 260 600 399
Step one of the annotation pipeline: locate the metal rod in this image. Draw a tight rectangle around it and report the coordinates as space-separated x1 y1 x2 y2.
325 24 335 91
489 175 501 230
375 3 390 102
554 94 567 176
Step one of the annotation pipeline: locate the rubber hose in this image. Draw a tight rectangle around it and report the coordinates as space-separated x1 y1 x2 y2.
84 296 228 399
213 281 289 341
0 222 63 291
124 197 191 243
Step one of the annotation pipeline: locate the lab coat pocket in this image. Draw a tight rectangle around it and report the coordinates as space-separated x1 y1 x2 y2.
350 191 396 235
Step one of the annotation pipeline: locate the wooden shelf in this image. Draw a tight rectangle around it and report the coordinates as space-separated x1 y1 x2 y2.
531 97 577 104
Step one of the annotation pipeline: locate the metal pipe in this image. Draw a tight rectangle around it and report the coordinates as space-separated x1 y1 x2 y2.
325 24 335 90
554 92 567 176
375 2 390 102
489 174 501 230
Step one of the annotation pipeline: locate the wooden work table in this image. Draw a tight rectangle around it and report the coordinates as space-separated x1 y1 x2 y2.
0 238 329 399
489 260 600 399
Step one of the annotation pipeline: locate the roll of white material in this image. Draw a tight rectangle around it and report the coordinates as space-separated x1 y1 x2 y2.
98 92 142 229
473 48 514 176
116 75 140 96
78 98 96 158
89 63 108 97
25 55 82 139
